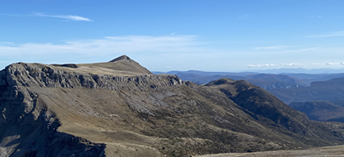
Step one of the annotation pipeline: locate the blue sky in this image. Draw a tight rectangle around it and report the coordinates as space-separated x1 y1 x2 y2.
1 0 344 72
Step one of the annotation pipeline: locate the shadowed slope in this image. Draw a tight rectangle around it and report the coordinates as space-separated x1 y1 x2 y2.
206 78 344 144
290 101 344 122
269 77 344 104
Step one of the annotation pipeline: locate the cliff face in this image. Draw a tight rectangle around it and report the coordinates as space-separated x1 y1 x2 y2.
5 61 178 89
0 58 183 157
0 60 187 157
1 56 344 157
0 64 107 157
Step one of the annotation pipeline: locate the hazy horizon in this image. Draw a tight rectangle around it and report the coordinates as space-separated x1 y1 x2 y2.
153 67 344 74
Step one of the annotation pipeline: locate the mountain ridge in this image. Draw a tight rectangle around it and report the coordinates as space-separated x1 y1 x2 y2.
1 56 344 156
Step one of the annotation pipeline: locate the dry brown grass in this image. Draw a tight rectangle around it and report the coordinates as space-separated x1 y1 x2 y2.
196 145 344 157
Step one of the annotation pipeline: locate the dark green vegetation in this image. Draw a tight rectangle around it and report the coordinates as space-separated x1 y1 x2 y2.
1 56 344 157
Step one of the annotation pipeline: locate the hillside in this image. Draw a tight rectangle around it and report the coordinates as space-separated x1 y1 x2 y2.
156 71 344 90
290 101 344 122
269 77 344 104
1 55 344 157
158 72 306 90
197 145 344 157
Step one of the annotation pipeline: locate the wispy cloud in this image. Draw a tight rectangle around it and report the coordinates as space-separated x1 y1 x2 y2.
311 63 321 66
282 47 319 53
253 45 289 50
248 62 344 68
305 31 344 38
33 13 92 21
0 35 207 56
280 63 304 67
248 63 305 68
326 62 343 66
0 12 92 21
248 64 277 68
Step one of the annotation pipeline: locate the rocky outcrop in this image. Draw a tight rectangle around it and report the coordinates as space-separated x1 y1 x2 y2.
0 61 184 157
0 64 106 157
4 63 182 90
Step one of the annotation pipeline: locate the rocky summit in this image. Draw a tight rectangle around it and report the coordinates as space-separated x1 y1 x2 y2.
1 55 344 157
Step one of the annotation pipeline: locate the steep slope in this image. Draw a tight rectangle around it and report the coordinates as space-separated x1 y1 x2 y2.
205 78 344 144
163 72 305 90
1 56 344 157
269 77 344 104
290 101 344 122
288 73 344 86
244 74 305 90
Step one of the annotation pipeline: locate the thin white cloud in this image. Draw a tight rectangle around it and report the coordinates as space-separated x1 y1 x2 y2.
280 63 303 67
253 46 319 54
34 13 92 21
248 63 304 68
281 47 319 53
305 31 344 38
253 45 289 50
249 62 344 68
311 63 321 66
0 35 207 56
248 64 276 68
0 13 92 21
326 62 342 66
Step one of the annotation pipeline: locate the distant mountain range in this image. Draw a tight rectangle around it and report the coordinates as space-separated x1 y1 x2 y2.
290 101 344 123
154 68 344 75
154 70 344 124
248 68 344 74
269 77 344 104
153 70 344 88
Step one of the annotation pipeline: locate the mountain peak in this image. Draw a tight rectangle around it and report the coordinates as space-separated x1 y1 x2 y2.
109 55 132 62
